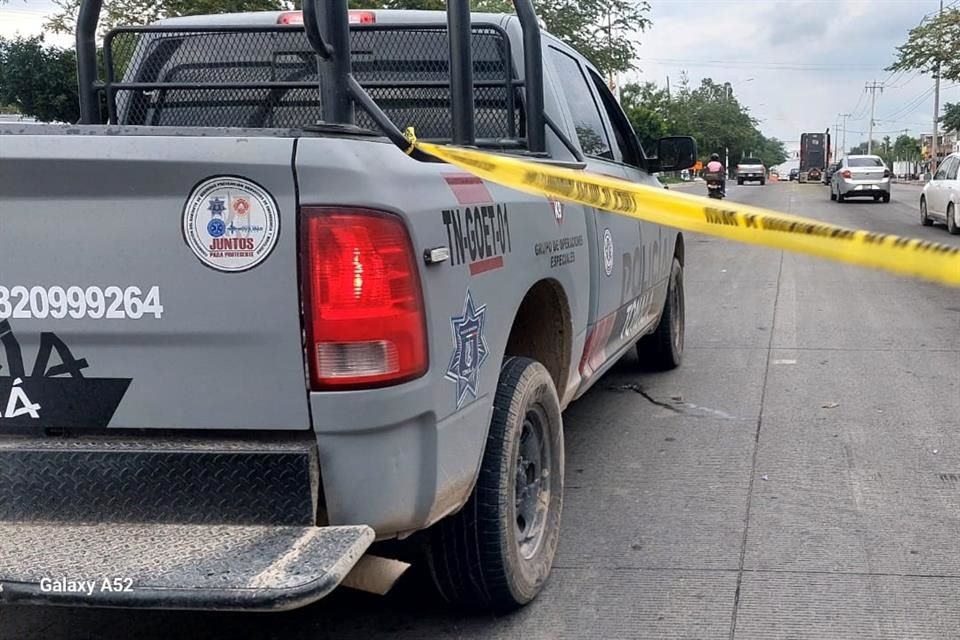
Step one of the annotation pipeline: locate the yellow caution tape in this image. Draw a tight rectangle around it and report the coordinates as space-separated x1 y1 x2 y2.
408 133 960 287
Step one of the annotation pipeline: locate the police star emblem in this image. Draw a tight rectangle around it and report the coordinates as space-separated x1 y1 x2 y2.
445 290 489 409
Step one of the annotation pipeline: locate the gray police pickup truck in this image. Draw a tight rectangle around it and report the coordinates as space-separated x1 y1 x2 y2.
0 0 695 613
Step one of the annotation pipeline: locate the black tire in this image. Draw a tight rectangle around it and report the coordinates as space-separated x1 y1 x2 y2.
760 179 766 186
882 193 891 203
921 197 932 226
949 204 959 235
874 195 881 202
426 357 563 612
830 186 837 201
637 257 684 370
737 179 743 185
837 191 845 203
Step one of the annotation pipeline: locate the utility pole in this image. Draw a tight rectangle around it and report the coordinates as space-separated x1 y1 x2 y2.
865 81 884 154
932 0 944 175
839 113 851 159
666 75 671 102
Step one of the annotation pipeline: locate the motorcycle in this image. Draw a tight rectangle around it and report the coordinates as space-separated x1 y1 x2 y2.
703 170 725 199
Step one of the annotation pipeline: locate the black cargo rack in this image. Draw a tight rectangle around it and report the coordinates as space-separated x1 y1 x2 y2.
76 0 557 157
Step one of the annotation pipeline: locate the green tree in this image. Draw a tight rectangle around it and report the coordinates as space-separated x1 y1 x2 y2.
893 134 921 160
0 36 80 123
619 76 785 169
351 0 650 75
848 140 883 155
941 102 960 133
887 7 960 82
46 0 294 34
619 81 668 149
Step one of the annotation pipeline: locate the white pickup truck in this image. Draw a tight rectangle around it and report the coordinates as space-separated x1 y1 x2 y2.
737 157 766 185
0 0 696 613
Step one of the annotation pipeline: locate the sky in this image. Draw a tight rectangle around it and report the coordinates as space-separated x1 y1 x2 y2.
0 0 71 47
621 0 960 160
2 0 958 159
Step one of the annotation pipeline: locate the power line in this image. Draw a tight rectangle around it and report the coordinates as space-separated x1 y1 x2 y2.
880 85 936 120
636 58 883 71
849 89 868 120
887 70 921 89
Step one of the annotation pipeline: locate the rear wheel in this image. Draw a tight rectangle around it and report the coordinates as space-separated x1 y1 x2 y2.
837 190 845 203
637 257 684 370
948 204 959 235
920 197 932 226
426 357 563 612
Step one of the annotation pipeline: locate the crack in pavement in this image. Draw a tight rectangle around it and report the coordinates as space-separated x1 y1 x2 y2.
728 248 785 640
605 383 748 421
605 383 684 413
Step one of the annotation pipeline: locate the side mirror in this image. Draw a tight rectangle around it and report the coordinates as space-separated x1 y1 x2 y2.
648 136 697 173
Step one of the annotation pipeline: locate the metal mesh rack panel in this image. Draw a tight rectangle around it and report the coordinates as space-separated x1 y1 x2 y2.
106 24 522 139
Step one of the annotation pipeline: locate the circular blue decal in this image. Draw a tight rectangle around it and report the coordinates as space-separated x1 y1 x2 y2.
207 218 226 238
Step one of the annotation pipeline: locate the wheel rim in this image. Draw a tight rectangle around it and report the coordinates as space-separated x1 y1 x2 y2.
514 405 551 560
671 269 684 355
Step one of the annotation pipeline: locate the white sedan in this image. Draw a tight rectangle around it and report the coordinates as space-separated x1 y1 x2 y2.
920 152 960 233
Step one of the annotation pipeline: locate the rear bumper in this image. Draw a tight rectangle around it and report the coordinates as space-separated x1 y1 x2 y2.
0 435 374 611
0 523 373 611
837 179 891 196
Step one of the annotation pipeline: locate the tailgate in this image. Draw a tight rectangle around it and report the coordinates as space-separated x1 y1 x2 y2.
0 133 310 430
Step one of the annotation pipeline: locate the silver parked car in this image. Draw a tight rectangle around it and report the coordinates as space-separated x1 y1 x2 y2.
830 155 891 203
920 152 960 233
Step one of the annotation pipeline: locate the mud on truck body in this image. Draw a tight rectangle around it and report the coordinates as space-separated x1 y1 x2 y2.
0 0 695 612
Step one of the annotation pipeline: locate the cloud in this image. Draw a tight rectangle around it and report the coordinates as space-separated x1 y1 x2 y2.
624 0 954 150
0 5 71 47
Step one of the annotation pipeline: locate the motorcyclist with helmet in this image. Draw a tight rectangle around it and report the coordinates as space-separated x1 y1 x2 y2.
705 153 726 197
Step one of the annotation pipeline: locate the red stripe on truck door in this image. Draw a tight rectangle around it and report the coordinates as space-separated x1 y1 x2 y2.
444 175 493 205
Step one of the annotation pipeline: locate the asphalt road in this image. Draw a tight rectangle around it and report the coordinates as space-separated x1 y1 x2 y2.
5 180 960 639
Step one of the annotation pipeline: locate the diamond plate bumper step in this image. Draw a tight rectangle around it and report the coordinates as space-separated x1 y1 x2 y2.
0 523 374 611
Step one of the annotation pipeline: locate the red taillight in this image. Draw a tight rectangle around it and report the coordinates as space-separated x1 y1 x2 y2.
841 169 852 179
349 10 376 24
301 207 427 390
277 11 303 24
